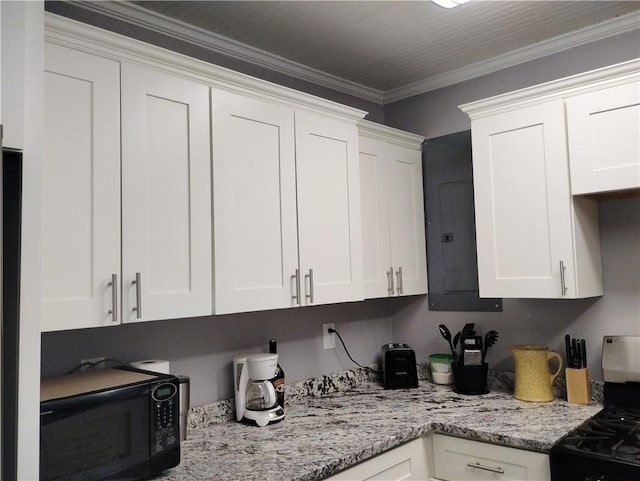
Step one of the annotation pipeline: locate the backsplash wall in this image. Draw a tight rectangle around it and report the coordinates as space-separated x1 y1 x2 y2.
41 298 397 406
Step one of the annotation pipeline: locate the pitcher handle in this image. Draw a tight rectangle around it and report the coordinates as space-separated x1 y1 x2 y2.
548 350 563 383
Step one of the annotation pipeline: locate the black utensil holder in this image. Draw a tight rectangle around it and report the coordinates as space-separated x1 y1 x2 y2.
452 363 489 395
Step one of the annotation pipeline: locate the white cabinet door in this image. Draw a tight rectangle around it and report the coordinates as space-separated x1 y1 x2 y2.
41 44 121 331
211 90 298 314
471 100 601 298
296 111 363 305
566 81 640 195
359 136 392 298
387 143 427 296
359 132 427 299
326 437 430 481
121 63 211 322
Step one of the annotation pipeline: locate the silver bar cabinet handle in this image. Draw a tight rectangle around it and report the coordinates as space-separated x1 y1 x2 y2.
387 267 394 296
466 462 505 475
292 268 301 305
559 260 568 296
132 272 142 318
396 267 403 295
305 268 314 304
108 274 118 323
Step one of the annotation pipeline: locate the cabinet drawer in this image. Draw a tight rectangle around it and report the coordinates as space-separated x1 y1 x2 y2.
432 434 550 481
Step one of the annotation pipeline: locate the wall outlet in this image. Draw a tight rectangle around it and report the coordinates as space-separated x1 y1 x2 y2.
81 356 105 369
323 322 336 350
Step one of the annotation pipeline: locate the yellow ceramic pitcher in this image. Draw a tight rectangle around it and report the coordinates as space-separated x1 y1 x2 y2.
512 345 563 402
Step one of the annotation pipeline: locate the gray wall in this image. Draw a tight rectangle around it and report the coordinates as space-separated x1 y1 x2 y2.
385 29 640 380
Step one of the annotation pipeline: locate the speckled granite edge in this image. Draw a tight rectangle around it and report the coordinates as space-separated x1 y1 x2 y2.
187 362 603 431
187 365 378 429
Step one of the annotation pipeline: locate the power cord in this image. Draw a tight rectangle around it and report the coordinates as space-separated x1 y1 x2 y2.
67 358 125 374
329 328 383 374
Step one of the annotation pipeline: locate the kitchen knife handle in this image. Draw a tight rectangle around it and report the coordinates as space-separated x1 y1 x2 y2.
395 267 403 295
292 268 301 305
559 260 568 296
580 339 587 368
132 272 142 319
565 334 572 368
305 268 314 304
387 266 394 295
466 462 505 475
108 274 118 323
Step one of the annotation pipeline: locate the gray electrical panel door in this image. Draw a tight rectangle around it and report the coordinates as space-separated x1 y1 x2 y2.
423 130 502 311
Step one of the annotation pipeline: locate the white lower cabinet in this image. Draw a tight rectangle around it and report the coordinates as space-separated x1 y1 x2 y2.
359 121 427 299
326 438 430 481
431 434 550 481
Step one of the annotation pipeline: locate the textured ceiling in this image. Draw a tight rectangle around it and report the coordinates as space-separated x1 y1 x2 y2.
131 0 640 94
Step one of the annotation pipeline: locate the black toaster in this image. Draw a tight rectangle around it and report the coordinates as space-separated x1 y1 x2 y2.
381 343 418 389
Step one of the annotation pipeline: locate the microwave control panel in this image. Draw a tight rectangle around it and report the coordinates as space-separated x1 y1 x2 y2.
151 382 179 455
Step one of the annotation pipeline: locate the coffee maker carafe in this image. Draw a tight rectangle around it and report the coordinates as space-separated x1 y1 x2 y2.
233 353 285 427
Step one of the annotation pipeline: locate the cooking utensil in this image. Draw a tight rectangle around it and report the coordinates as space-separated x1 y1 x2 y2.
463 336 483 366
438 324 456 362
482 330 499 363
461 323 476 338
580 339 587 368
452 331 461 365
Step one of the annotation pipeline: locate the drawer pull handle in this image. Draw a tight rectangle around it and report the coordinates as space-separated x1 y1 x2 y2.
467 461 505 474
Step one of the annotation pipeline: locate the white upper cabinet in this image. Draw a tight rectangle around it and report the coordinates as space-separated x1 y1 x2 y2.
296 111 363 305
566 80 640 195
212 91 364 313
42 43 122 331
458 60 640 299
42 42 212 331
42 44 121 330
44 15 367 320
211 90 298 314
121 63 212 323
469 100 601 298
359 121 426 299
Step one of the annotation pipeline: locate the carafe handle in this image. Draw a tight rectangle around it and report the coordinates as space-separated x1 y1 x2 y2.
547 350 563 383
263 380 277 407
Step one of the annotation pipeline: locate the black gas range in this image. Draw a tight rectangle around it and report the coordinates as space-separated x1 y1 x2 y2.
550 336 640 481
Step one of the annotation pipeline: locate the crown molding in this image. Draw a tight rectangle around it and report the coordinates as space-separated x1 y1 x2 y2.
68 0 385 104
459 58 640 119
385 11 640 103
358 120 424 149
66 1 638 106
45 13 367 122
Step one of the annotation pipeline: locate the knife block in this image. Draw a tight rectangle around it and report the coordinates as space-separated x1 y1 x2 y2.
565 368 590 404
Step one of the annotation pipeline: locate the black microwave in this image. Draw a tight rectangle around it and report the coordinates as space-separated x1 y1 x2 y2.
40 367 180 481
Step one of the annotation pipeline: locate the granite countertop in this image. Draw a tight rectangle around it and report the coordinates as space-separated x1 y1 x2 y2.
155 374 602 481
